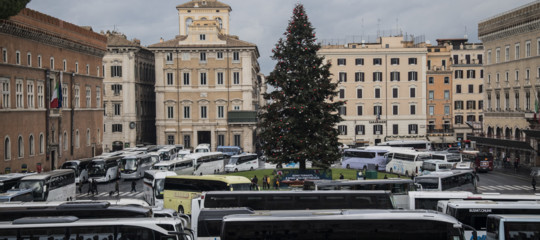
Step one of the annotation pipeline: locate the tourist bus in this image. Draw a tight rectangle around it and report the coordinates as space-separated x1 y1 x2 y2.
143 170 177 207
414 170 478 192
437 193 540 214
157 146 177 161
406 191 474 210
120 154 157 180
385 150 432 176
341 148 389 171
220 209 467 240
446 200 540 240
89 156 122 183
17 169 76 202
0 172 36 193
487 214 540 240
0 189 34 202
224 153 260 172
163 175 251 214
0 216 193 240
421 160 454 173
196 190 395 239
377 140 432 151
217 146 243 157
303 178 415 209
61 158 93 184
462 150 494 172
190 152 226 175
152 158 195 175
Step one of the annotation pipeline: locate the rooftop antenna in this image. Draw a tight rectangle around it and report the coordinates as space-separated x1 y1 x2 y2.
377 18 381 38
464 26 468 39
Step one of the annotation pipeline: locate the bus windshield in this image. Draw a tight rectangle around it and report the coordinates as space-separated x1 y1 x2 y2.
228 157 239 165
155 178 165 199
415 177 439 190
230 183 251 191
18 180 44 200
89 161 106 177
122 159 138 171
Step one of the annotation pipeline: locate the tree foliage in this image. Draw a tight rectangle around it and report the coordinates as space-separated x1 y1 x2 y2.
258 4 344 170
0 0 31 20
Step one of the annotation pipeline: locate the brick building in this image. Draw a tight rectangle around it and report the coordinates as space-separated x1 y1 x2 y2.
0 9 107 173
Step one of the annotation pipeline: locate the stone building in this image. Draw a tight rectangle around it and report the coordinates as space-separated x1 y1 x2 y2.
0 8 107 173
319 36 428 147
475 1 540 167
148 0 262 152
102 32 156 152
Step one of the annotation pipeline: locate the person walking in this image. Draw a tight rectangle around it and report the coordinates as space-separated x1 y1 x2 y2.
87 179 93 195
262 175 268 190
533 176 537 191
92 179 98 195
115 180 120 196
131 180 137 193
251 175 259 190
78 182 82 194
266 175 271 189
339 173 344 179
514 159 519 173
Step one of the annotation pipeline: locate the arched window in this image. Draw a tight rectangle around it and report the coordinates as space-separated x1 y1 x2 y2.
18 136 23 158
39 133 44 154
185 18 193 34
216 17 223 29
86 129 90 146
75 130 80 148
29 135 34 156
4 137 10 160
63 131 68 151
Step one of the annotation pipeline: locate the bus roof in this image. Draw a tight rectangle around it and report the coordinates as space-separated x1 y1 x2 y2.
408 191 474 198
0 173 36 182
304 178 414 186
467 193 540 201
144 170 177 178
223 209 460 224
447 200 540 209
166 175 250 184
20 169 74 181
343 148 389 153
415 169 474 178
63 158 93 163
153 158 192 166
204 190 392 196
488 214 540 222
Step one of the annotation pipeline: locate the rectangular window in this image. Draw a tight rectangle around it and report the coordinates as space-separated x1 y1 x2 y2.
114 103 121 116
167 135 175 145
408 58 417 65
373 125 383 135
234 135 241 147
112 124 123 132
408 124 418 134
408 71 417 81
15 81 23 108
356 89 362 98
166 52 174 63
444 105 450 115
200 52 207 62
183 72 190 85
393 124 399 135
393 105 398 115
453 55 459 64
86 87 91 108
27 82 34 109
390 71 400 81
355 58 364 65
167 106 174 119
233 52 240 61
505 46 510 61
76 62 79 73
199 34 206 41
355 72 364 82
444 90 450 100
167 73 174 85
373 58 382 65
410 105 416 115
37 82 43 108
339 89 345 99
217 52 224 59
217 72 224 85
526 41 531 57
429 106 434 116
337 58 346 66
16 51 20 65
515 44 520 59
339 106 347 116
428 77 434 84
218 106 225 118
375 88 381 98
233 72 240 85
201 106 207 119
37 55 41 68
455 101 463 110
184 106 190 119
2 48 6 63
184 135 191 149
339 72 347 82
374 106 382 116
355 125 365 135
467 70 476 78
456 85 461 94
455 70 463 79
468 84 474 93
373 72 382 82
357 106 363 116
96 87 101 107
338 125 347 135
27 53 31 67
111 66 122 77
218 134 225 146
496 48 500 63
410 88 416 98
200 72 207 85
392 88 398 98
74 86 80 108
444 77 449 84
429 91 434 100
479 100 483 110
391 58 399 65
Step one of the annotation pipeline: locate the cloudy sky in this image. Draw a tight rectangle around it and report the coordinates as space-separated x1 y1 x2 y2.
27 0 533 75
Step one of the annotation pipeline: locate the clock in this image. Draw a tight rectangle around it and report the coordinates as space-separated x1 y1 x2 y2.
129 122 136 129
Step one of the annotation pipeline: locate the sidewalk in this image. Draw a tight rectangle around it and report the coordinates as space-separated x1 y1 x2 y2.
493 164 534 179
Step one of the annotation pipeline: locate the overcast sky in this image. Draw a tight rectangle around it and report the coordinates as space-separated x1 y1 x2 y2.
27 0 534 75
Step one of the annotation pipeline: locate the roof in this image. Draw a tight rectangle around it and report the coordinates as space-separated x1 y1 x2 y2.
176 0 231 11
148 34 257 49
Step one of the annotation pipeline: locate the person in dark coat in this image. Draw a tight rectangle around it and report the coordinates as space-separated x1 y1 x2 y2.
533 177 537 191
131 180 137 193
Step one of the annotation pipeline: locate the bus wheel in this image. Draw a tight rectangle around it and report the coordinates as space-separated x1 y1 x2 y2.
250 167 254 171
178 206 184 214
234 168 238 172
346 164 351 169
405 170 409 176
390 168 393 174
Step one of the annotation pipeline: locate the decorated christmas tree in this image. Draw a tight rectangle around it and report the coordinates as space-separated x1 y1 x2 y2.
258 4 344 170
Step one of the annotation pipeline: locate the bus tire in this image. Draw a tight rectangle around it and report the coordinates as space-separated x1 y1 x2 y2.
390 168 393 174
250 167 254 171
346 164 351 169
234 168 238 172
178 206 184 214
405 170 409 176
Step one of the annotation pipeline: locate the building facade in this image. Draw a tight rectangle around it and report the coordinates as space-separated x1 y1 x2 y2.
319 36 428 147
426 43 454 149
149 0 262 152
475 1 540 167
0 9 106 173
102 32 156 152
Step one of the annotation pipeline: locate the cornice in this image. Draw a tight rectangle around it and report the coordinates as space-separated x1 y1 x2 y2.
0 20 106 58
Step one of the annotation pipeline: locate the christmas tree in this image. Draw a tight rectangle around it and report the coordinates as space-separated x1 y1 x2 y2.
258 4 344 170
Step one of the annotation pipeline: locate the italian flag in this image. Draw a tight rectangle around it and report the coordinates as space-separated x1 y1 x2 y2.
50 77 62 108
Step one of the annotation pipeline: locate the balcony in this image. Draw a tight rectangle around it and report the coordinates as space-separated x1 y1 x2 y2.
228 111 257 124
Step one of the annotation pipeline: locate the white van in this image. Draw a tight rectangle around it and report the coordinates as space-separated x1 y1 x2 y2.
225 154 259 172
195 144 211 153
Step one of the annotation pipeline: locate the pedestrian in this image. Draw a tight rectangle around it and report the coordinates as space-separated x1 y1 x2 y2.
92 179 98 195
339 173 344 179
533 177 537 191
384 175 388 179
251 175 259 190
262 175 268 190
115 180 120 196
266 175 271 190
87 179 93 195
514 160 519 173
78 182 82 194
131 180 137 193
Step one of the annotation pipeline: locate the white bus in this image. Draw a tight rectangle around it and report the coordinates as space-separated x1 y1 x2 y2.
224 153 260 172
421 160 454 173
220 209 467 240
143 170 177 207
120 154 157 180
157 146 177 161
152 158 195 175
385 150 431 176
190 152 226 175
406 191 474 210
487 214 540 240
195 143 211 153
89 156 122 183
446 201 540 240
378 140 432 151
0 216 193 240
341 148 388 171
415 170 478 192
17 169 76 202
0 172 36 193
0 189 34 202
61 158 93 184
